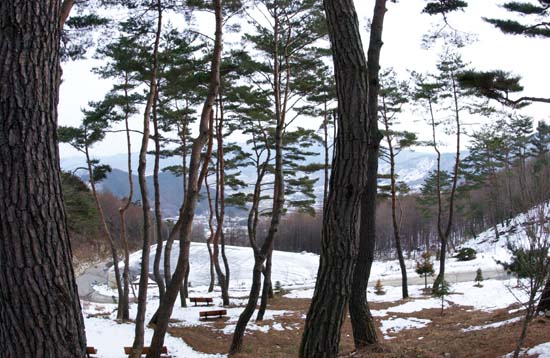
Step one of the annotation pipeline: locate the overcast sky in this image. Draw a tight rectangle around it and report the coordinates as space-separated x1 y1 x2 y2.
58 0 550 159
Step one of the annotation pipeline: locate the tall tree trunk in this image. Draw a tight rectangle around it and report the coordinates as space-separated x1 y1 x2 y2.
130 2 162 357
229 5 286 352
0 2 86 357
300 0 373 355
152 91 166 303
119 72 134 321
323 101 330 209
433 70 461 291
205 175 217 293
145 1 222 355
214 94 230 305
84 145 124 318
349 0 386 349
228 131 270 353
384 112 408 299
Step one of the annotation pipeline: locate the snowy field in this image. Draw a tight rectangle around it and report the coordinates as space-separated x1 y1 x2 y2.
81 206 550 357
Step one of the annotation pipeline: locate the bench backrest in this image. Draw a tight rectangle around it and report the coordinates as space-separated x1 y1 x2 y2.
86 347 97 354
191 297 212 302
200 309 227 316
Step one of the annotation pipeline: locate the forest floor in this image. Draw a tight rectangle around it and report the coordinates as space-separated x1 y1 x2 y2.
81 278 550 358
162 294 550 358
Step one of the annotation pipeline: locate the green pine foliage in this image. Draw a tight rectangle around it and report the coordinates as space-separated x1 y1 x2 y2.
416 252 435 289
454 247 477 261
432 279 451 315
61 172 100 238
474 268 484 287
484 1 550 38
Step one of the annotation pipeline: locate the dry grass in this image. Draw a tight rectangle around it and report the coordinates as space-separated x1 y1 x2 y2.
166 296 550 357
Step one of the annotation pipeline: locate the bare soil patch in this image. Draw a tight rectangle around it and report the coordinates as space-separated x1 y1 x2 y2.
167 295 550 357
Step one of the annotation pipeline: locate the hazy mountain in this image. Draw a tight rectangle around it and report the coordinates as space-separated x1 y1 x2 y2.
62 148 458 216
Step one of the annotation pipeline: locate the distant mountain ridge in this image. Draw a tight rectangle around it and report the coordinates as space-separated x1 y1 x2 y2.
61 148 458 216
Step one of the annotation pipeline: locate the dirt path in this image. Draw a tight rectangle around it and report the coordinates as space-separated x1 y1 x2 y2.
378 268 508 287
76 262 116 303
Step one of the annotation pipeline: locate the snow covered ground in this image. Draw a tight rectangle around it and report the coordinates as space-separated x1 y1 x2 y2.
107 204 546 293
81 204 549 357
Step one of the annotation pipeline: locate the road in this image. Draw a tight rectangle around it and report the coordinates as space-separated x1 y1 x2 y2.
376 268 508 287
76 262 116 304
76 258 509 303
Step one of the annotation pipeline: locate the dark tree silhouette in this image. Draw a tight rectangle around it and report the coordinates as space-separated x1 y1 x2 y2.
0 2 87 357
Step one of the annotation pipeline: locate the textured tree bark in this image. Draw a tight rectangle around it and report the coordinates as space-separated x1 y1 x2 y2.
130 2 162 357
349 0 386 349
145 1 222 356
0 2 86 357
300 1 371 356
257 251 273 321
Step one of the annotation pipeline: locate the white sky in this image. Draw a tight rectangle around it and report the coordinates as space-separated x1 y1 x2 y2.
58 0 550 158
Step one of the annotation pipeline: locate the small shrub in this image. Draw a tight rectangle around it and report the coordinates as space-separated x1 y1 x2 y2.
274 280 288 296
416 252 435 289
474 268 483 287
433 279 451 315
374 279 385 295
455 247 477 261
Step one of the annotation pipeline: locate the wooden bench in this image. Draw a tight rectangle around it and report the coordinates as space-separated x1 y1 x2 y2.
189 297 213 306
199 309 227 320
86 347 97 358
123 346 170 357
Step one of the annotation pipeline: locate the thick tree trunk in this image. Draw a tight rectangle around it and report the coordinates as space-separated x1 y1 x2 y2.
300 1 373 356
257 251 273 321
145 1 222 355
130 2 162 357
228 258 264 354
350 152 380 348
349 0 386 350
0 2 86 357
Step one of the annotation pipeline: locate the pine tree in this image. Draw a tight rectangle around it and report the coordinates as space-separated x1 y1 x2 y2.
229 0 329 352
432 280 451 315
474 268 484 287
416 252 435 290
456 0 550 106
301 0 388 354
379 68 417 299
462 123 507 238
